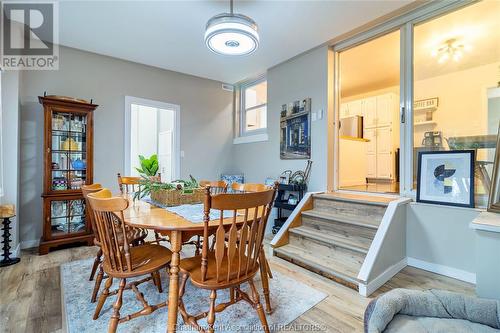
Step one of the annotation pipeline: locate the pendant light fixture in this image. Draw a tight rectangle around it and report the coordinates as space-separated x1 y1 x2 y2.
204 0 259 56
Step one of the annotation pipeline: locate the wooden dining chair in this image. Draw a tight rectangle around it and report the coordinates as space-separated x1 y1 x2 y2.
82 184 150 303
213 182 275 287
178 185 278 333
117 173 166 243
87 189 172 333
231 182 269 193
199 180 228 194
117 173 142 194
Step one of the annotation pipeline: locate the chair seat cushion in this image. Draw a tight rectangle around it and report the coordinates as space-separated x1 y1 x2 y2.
103 244 172 278
179 252 258 288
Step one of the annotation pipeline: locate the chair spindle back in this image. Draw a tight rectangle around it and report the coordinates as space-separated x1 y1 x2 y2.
87 189 132 273
117 173 141 195
199 180 228 194
201 184 277 283
231 182 270 193
82 183 103 243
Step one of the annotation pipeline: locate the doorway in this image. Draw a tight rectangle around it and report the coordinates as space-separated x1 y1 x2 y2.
124 96 180 182
337 30 401 195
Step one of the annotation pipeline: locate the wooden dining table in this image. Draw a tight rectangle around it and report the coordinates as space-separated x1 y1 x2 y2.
122 198 270 333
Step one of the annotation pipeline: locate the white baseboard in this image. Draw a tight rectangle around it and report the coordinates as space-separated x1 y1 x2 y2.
21 239 40 249
407 257 476 284
358 258 407 297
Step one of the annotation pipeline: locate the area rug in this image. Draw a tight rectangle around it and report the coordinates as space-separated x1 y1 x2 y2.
61 258 327 332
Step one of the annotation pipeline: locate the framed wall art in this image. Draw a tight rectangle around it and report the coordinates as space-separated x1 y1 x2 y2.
280 98 311 159
417 150 475 208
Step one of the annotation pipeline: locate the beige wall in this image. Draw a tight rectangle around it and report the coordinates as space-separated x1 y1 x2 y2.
18 46 233 246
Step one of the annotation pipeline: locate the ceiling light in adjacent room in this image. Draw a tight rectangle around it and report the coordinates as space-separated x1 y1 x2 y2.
204 0 259 56
431 38 470 64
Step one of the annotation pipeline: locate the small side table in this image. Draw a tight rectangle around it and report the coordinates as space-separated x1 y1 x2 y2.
0 204 20 267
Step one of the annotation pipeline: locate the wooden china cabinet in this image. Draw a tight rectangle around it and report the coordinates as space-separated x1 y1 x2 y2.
38 95 98 255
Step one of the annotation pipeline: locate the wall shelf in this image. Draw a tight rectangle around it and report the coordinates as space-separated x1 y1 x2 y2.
414 121 437 126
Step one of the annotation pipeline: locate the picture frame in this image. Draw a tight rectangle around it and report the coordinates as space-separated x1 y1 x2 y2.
487 123 500 213
417 150 475 208
280 97 311 160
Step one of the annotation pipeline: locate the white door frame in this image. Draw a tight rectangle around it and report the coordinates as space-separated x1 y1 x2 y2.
124 96 181 180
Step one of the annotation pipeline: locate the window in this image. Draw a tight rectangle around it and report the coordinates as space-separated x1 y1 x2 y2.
412 1 500 207
240 78 267 135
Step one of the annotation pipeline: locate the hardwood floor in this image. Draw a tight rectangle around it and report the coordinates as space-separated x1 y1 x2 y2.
0 243 474 333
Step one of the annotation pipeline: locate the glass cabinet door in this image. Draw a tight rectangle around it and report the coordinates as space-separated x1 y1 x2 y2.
50 198 86 237
50 111 88 191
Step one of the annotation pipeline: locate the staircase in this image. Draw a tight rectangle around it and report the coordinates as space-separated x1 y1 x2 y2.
273 193 390 291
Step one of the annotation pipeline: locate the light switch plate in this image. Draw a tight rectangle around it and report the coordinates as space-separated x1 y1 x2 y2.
311 112 317 121
317 109 324 120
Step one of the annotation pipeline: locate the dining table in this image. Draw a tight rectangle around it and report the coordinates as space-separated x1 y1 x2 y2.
122 197 270 333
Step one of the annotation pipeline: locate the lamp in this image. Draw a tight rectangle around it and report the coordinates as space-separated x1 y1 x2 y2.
204 0 259 56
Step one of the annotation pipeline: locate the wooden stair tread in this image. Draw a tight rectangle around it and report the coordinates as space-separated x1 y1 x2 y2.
314 193 391 207
274 244 361 288
289 225 371 253
302 209 380 229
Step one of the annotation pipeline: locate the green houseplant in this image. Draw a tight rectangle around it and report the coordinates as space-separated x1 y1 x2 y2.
135 154 159 177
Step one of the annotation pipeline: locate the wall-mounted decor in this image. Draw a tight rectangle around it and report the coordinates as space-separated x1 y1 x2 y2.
417 150 475 208
487 122 500 213
280 98 311 159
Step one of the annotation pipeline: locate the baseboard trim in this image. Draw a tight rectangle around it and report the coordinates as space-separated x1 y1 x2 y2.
407 257 476 284
21 239 40 249
358 258 407 297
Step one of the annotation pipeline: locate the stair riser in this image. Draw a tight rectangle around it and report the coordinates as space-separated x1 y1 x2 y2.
288 232 365 268
313 198 386 220
301 215 377 240
289 231 367 257
274 250 359 291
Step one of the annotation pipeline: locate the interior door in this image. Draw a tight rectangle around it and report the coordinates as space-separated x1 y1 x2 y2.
158 130 173 182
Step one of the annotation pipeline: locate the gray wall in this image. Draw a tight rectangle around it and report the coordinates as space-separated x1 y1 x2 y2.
231 46 330 192
406 203 480 276
1 71 20 256
18 46 233 245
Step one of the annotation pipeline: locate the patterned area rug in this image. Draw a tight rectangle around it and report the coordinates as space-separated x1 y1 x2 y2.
61 257 327 332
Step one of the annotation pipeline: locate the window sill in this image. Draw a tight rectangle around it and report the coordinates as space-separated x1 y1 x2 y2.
233 133 268 145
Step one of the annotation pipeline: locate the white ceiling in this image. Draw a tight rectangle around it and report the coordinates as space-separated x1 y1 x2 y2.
58 0 410 84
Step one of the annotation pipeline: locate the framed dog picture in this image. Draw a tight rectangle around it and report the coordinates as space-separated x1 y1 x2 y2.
417 150 475 208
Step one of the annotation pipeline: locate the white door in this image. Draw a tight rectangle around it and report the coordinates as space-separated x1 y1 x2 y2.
376 127 393 179
362 97 377 128
158 130 173 182
376 94 394 127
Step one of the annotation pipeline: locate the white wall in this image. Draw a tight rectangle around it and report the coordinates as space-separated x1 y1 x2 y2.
0 71 20 257
18 46 234 247
231 46 330 192
406 203 480 282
